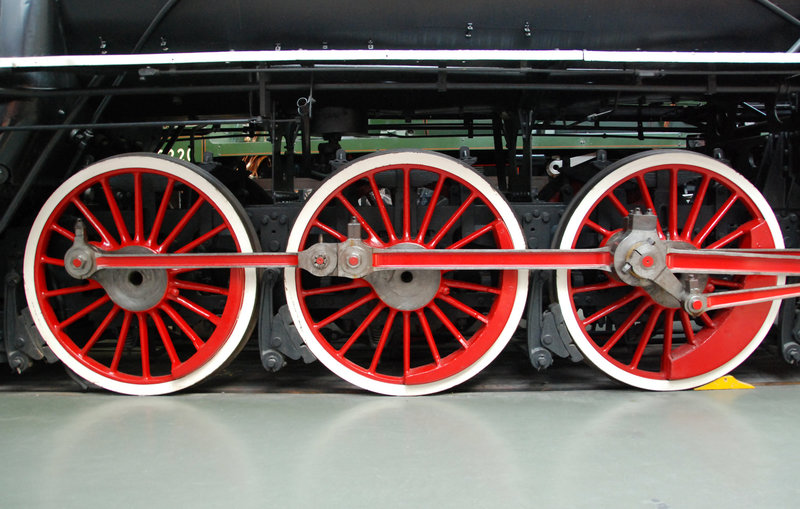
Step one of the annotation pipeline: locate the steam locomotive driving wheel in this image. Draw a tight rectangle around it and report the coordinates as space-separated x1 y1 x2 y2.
554 151 784 390
285 151 529 395
23 154 259 395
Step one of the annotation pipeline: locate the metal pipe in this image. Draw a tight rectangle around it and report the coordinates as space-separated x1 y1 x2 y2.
0 81 793 101
0 117 259 132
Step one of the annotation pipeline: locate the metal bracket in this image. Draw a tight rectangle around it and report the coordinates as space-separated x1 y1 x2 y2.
527 273 582 370
258 270 315 372
610 210 690 310
3 271 55 373
63 219 99 279
779 297 800 365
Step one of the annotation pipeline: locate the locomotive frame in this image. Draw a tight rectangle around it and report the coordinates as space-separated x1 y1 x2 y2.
4 0 800 395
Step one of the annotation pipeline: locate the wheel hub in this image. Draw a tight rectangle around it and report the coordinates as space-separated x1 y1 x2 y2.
95 246 168 312
610 210 690 309
365 243 441 311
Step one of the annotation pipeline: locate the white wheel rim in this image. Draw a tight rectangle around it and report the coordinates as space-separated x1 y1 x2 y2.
285 150 529 395
23 154 258 395
555 150 784 390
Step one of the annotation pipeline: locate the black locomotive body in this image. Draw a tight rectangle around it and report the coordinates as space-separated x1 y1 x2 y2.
3 0 800 394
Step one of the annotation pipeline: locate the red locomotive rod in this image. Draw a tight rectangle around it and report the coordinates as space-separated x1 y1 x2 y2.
94 252 299 269
94 249 612 270
94 247 800 275
666 249 800 275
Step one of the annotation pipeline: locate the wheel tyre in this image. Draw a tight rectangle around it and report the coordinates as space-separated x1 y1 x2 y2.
285 150 529 395
23 154 259 395
554 150 783 390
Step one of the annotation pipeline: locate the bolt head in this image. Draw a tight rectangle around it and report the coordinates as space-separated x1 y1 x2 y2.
691 299 703 311
642 256 654 268
347 254 361 267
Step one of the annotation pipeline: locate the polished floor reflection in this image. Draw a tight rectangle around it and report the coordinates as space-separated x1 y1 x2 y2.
1 387 799 508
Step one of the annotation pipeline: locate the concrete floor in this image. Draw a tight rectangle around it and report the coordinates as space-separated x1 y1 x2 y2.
1 387 799 509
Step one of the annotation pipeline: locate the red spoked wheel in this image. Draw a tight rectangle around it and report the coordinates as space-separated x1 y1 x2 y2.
285 151 528 395
23 154 259 395
554 150 784 390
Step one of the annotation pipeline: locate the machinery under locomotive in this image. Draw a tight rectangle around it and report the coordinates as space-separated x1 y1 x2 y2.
3 0 800 394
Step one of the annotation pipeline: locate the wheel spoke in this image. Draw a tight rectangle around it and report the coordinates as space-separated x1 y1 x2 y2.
402 311 411 379
335 194 383 245
583 219 613 238
427 192 478 248
137 313 151 379
367 173 398 242
133 171 144 242
170 294 221 326
629 306 662 369
80 305 121 355
661 309 676 374
337 301 387 356
157 197 205 253
601 299 651 353
43 279 102 298
369 308 398 373
706 219 766 249
56 295 111 330
607 191 630 217
40 256 65 267
402 168 412 241
668 168 679 240
150 310 181 369
708 277 743 290
70 196 119 248
314 291 378 329
428 302 469 349
301 279 370 297
100 177 131 243
172 279 230 296
416 309 441 365
312 219 348 242
581 288 643 326
110 311 133 371
693 193 738 246
441 278 501 295
437 294 489 324
570 278 627 295
678 310 696 345
416 174 447 243
51 223 76 242
635 175 664 239
681 174 710 241
175 223 227 254
160 303 205 350
148 178 175 245
448 220 499 250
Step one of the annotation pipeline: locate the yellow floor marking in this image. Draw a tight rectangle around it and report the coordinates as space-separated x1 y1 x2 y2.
694 375 754 391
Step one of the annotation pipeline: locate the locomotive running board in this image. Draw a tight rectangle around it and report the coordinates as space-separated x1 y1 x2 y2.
4 49 800 70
